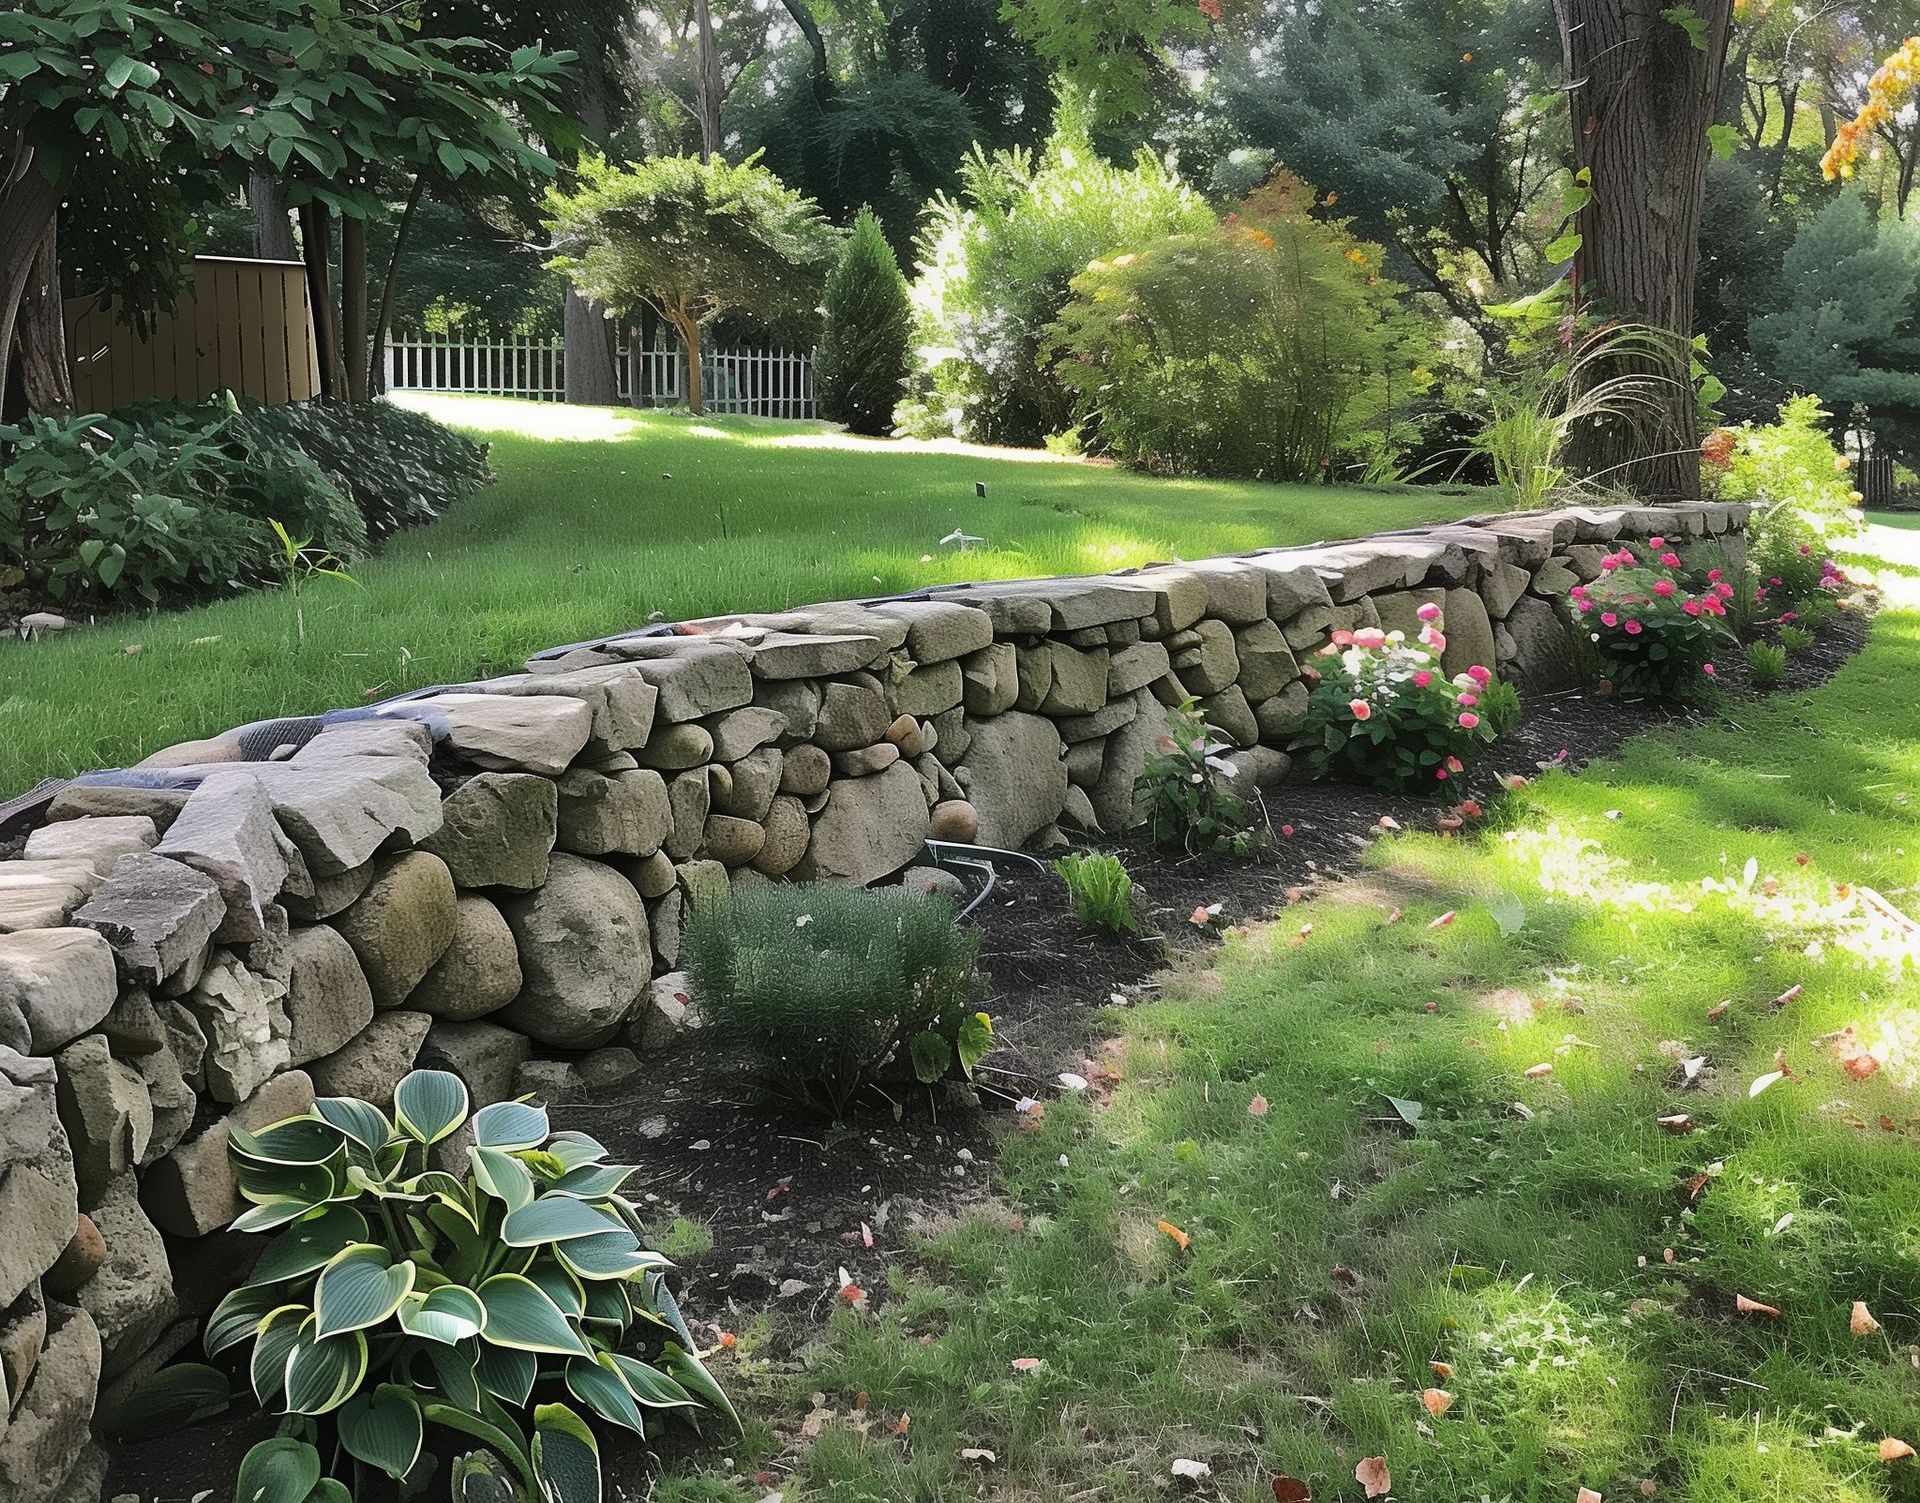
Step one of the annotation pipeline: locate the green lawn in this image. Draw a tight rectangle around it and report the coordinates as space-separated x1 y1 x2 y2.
728 600 1920 1503
0 395 1487 797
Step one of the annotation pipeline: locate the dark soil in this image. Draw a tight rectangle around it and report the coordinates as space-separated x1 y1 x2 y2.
103 605 1872 1502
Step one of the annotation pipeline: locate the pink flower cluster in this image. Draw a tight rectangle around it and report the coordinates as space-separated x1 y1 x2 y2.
1319 603 1500 782
1569 536 1727 685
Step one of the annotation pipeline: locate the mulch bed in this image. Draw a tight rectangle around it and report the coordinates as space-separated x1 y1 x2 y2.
104 605 1871 1501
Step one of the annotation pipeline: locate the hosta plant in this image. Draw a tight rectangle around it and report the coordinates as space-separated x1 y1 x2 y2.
1293 605 1504 792
207 1070 735 1502
1570 537 1731 697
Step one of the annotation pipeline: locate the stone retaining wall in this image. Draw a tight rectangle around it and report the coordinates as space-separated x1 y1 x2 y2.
0 498 1748 1499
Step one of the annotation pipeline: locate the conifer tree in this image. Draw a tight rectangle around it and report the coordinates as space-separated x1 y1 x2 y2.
816 209 913 436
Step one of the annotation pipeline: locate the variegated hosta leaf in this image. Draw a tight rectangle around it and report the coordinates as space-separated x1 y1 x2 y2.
564 1354 645 1436
524 1258 585 1319
231 1152 342 1214
474 1273 594 1358
338 1383 425 1479
250 1305 310 1408
396 1284 487 1345
206 1284 284 1358
248 1206 370 1286
230 1116 347 1167
531 1402 601 1503
545 1163 639 1199
471 1146 536 1213
314 1244 417 1338
312 1095 393 1152
394 1069 470 1147
472 1099 549 1151
283 1316 370 1415
659 1342 742 1431
500 1196 626 1248
472 1340 538 1408
607 1351 701 1411
557 1229 664 1282
545 1131 611 1171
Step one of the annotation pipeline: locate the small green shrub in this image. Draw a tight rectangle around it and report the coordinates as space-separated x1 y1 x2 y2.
1746 639 1788 688
1294 604 1506 792
899 105 1213 445
1053 852 1142 936
1044 172 1429 482
0 395 487 610
816 208 912 437
1133 698 1252 853
1777 623 1816 650
1571 537 1731 697
684 884 991 1116
205 1069 732 1499
0 407 274 606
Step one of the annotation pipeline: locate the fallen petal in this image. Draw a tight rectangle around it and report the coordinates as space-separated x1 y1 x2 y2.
1355 1456 1391 1498
1171 1458 1212 1480
1248 1093 1270 1117
1427 910 1456 929
1881 1438 1916 1462
1735 1293 1782 1318
1852 1300 1882 1336
1422 1387 1453 1417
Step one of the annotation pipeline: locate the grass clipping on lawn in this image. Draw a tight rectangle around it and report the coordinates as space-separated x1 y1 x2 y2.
742 607 1920 1503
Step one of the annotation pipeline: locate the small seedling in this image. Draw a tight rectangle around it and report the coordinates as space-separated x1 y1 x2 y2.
1746 639 1787 689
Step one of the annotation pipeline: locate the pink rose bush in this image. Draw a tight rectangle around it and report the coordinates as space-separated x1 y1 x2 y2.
1293 607 1512 792
1569 539 1728 696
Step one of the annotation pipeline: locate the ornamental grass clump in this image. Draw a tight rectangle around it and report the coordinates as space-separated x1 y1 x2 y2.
201 1070 734 1502
1293 603 1506 792
684 883 992 1117
1054 851 1143 936
1570 536 1731 697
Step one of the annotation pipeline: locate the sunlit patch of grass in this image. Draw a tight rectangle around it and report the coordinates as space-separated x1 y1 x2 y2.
721 601 1920 1503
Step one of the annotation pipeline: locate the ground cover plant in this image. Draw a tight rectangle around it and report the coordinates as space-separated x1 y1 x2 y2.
684 884 992 1117
0 394 1484 798
751 597 1920 1503
1294 603 1505 791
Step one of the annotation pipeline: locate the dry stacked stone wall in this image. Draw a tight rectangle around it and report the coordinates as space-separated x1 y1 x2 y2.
0 498 1747 1500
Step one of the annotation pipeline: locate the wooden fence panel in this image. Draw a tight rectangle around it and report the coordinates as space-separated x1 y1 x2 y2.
65 256 321 413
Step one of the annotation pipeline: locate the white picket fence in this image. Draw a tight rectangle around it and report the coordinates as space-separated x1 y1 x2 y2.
382 335 817 418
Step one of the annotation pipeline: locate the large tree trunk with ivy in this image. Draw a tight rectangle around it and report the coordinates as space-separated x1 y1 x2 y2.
1553 0 1732 501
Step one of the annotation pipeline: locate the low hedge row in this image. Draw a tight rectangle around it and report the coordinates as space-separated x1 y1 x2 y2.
0 396 491 609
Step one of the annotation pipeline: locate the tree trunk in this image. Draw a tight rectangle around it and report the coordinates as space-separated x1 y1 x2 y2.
669 310 705 416
16 214 73 414
1554 0 1732 501
564 291 622 405
694 0 724 162
563 63 622 405
249 171 298 260
369 175 427 397
299 201 349 400
340 215 369 403
1 145 71 416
